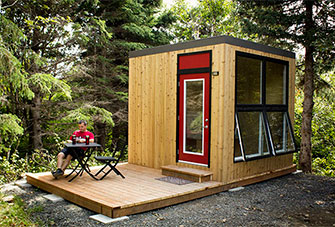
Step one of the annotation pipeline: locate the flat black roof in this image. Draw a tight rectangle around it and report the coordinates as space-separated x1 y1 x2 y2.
129 35 295 59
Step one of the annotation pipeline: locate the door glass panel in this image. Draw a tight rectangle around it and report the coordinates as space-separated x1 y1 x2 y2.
184 79 204 154
236 56 262 104
266 61 286 104
238 112 270 158
268 112 295 153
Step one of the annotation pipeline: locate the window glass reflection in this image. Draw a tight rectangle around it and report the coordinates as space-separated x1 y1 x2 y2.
238 112 270 158
236 56 262 104
268 112 295 153
185 80 203 154
266 62 286 104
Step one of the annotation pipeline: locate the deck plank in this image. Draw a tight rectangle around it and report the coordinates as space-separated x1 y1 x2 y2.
26 163 223 218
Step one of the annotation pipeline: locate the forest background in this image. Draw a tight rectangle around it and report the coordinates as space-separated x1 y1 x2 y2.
0 0 334 185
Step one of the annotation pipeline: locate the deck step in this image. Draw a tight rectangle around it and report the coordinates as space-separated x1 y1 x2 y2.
161 165 213 183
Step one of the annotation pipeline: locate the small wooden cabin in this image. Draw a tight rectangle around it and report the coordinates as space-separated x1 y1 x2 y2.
128 35 297 187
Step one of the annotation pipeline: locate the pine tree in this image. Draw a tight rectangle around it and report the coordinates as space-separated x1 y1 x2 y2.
71 0 174 144
1 0 84 151
0 14 33 158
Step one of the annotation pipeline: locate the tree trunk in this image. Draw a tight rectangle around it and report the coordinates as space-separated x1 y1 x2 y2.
31 93 43 150
299 0 314 173
299 47 314 172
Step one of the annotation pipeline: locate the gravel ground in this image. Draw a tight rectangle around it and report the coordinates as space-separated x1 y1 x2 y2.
4 172 335 226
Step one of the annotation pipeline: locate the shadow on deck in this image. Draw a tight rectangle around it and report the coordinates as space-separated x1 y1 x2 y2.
26 163 224 218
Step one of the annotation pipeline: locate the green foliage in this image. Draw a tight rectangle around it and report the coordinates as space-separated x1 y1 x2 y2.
29 148 58 172
28 73 72 101
0 44 34 100
0 15 34 158
63 104 114 126
312 157 335 177
234 0 306 50
0 15 25 52
1 0 79 153
0 149 57 184
309 73 335 176
170 0 240 42
311 99 335 158
0 194 39 226
0 154 27 184
93 18 113 39
294 72 335 176
0 114 24 142
0 114 24 155
294 89 303 149
0 0 147 180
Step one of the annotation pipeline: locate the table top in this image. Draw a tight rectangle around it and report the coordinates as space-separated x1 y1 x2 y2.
65 142 101 148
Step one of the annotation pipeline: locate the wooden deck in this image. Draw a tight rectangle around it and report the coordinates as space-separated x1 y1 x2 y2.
26 163 224 218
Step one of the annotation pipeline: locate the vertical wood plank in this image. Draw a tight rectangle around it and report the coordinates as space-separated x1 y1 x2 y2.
210 45 220 181
128 58 135 164
223 44 236 183
141 55 149 166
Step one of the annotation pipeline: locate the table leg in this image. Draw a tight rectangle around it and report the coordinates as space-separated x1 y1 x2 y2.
67 147 100 182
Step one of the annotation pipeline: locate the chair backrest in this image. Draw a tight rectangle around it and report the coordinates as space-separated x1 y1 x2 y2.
111 135 127 164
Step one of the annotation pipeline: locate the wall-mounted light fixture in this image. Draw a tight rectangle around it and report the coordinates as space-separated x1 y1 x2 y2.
212 71 219 76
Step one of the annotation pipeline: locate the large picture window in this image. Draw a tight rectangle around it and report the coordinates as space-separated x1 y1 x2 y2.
234 52 297 162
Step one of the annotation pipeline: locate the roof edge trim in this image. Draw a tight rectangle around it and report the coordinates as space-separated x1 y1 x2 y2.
129 35 295 59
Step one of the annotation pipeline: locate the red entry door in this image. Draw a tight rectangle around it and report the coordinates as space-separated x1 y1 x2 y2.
178 73 210 166
178 51 211 166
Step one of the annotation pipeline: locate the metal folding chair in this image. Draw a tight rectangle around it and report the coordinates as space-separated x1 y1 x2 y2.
94 136 127 180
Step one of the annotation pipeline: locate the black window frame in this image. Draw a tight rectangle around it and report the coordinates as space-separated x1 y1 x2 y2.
234 51 297 162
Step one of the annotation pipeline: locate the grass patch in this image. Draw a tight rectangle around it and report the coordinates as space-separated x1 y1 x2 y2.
0 193 41 226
